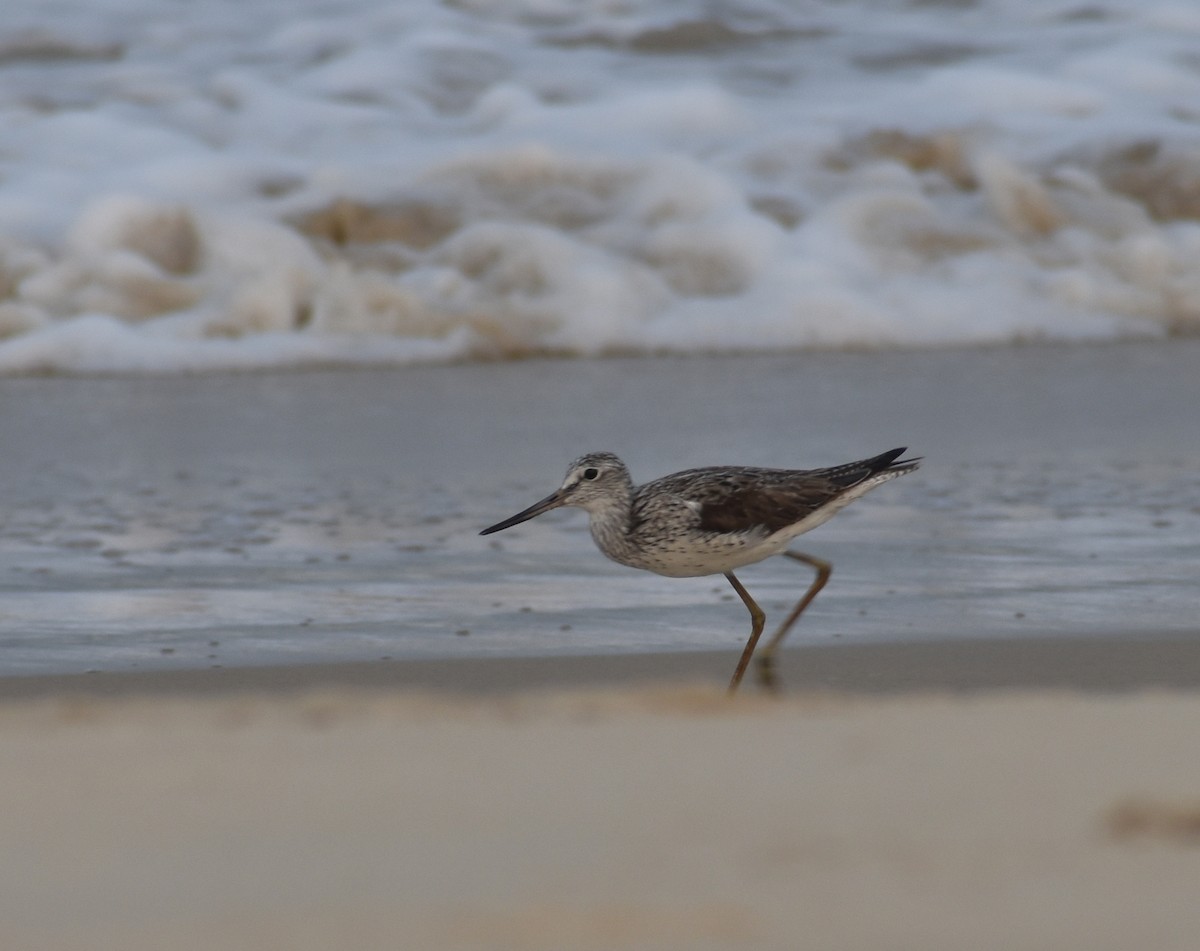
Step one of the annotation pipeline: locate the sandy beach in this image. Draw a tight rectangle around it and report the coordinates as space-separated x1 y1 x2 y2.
4 639 1200 951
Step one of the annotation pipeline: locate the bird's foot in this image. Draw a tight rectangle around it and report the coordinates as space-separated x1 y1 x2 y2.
755 653 781 694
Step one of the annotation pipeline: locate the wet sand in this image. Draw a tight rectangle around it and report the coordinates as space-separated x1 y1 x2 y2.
1 340 1199 673
3 637 1200 950
3 633 1200 700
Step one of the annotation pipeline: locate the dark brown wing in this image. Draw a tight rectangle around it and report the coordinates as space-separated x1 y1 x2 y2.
636 448 917 536
693 475 842 534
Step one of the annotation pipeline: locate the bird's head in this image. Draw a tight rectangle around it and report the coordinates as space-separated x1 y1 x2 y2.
479 452 631 534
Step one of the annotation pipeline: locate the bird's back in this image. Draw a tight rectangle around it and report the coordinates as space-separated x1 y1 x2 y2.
616 450 919 577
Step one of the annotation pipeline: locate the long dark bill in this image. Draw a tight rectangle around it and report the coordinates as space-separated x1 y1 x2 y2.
479 490 566 535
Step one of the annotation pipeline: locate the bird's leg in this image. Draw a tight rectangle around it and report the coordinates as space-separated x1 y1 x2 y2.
756 551 832 691
724 571 764 694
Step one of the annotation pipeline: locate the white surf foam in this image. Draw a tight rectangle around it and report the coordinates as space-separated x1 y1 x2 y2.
1 0 1198 373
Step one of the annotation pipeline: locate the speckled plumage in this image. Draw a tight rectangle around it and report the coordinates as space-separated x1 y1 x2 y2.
481 448 920 691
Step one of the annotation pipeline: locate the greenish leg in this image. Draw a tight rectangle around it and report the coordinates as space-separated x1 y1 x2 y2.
755 552 832 692
724 571 765 694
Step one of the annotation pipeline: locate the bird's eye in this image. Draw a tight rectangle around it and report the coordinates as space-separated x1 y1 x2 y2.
582 467 600 480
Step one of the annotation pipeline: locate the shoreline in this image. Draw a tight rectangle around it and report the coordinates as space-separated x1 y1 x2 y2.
3 632 1198 701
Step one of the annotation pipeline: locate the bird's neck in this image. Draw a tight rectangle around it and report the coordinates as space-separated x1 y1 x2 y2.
584 492 642 568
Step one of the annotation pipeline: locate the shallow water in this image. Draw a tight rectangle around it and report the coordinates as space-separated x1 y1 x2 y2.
0 341 1195 674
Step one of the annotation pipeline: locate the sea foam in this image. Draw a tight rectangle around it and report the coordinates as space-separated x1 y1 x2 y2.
0 0 1198 373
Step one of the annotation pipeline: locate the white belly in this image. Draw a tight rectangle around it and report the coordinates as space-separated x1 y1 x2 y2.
615 528 792 578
